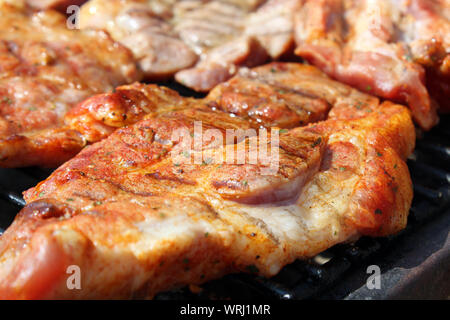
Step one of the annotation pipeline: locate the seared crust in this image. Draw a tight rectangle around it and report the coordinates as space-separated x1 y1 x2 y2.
0 62 415 298
63 62 383 145
1 0 88 11
80 0 198 80
0 4 140 167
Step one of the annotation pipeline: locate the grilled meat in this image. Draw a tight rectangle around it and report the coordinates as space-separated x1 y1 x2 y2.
174 0 301 91
64 63 380 148
294 0 449 130
173 0 267 91
79 0 198 80
0 63 415 299
0 4 140 168
6 60 376 169
0 0 87 11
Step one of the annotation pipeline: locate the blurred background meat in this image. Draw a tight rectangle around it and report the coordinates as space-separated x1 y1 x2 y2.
0 4 140 167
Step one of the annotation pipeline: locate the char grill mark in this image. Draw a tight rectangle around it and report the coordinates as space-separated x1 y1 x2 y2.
0 58 416 298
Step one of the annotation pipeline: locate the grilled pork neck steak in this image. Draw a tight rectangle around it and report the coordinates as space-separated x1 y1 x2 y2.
0 4 140 168
294 0 450 130
0 63 415 299
79 0 198 81
79 0 298 90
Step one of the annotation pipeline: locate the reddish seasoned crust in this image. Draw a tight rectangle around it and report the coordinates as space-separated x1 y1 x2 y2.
0 63 416 298
0 128 86 168
294 0 448 130
0 4 140 168
0 101 414 299
65 83 186 143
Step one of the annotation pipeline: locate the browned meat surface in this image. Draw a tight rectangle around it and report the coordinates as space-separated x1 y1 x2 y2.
294 0 450 130
244 0 299 58
0 4 140 168
0 62 416 299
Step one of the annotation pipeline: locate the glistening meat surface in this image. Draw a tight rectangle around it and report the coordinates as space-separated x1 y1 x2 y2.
294 0 450 130
65 63 380 145
0 63 415 299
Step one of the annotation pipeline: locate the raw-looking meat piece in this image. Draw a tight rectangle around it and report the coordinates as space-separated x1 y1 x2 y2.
173 0 268 91
295 0 449 130
0 4 140 168
245 0 299 59
79 0 301 91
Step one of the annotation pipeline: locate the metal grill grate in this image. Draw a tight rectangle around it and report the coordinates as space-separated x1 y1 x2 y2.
0 114 449 300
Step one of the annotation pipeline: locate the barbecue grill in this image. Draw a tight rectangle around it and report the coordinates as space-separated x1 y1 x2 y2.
0 95 448 300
